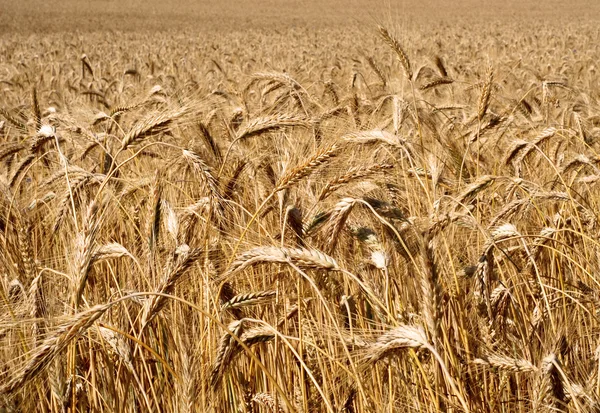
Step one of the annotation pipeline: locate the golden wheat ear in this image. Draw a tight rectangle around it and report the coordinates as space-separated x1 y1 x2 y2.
378 25 413 81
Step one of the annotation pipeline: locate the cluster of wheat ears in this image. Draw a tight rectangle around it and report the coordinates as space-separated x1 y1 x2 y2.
1 20 600 412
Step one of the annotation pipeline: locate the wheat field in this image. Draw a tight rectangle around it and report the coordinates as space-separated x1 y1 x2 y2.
2 1 600 412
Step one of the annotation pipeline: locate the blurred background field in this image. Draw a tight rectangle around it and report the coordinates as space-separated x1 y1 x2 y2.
2 0 600 33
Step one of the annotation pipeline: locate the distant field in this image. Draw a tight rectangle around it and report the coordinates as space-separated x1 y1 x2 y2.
2 0 600 33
